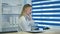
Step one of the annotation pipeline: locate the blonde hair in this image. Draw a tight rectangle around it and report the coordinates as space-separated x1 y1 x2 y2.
19 4 32 18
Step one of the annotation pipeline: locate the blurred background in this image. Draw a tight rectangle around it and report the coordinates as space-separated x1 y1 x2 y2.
0 0 31 32
0 0 60 34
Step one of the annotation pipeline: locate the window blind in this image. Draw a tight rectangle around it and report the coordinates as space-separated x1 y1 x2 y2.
32 0 60 26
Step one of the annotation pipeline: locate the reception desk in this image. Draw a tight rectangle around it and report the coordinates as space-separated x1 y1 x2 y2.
0 26 60 34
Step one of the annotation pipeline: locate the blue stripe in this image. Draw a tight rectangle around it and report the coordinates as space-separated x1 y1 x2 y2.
32 10 60 13
32 0 45 2
32 19 60 21
32 1 60 6
35 22 60 26
32 15 60 17
35 26 46 28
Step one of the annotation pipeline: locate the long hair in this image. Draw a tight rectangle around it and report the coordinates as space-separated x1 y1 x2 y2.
19 4 32 18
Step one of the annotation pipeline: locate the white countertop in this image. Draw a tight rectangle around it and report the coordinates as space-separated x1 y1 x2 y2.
0 26 60 34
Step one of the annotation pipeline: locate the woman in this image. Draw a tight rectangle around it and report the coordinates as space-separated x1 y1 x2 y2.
18 4 34 32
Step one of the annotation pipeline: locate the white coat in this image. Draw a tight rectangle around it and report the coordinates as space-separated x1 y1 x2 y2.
18 15 34 32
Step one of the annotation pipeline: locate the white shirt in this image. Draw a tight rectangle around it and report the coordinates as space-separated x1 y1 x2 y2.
18 15 34 32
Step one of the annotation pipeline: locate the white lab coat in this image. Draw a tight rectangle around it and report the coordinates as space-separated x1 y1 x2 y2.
18 16 34 32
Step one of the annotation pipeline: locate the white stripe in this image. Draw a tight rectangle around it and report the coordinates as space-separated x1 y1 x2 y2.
32 17 60 19
32 8 60 11
32 4 60 8
38 24 50 27
48 0 60 1
34 20 60 23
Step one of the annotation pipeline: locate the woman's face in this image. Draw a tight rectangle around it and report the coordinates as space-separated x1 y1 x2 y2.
25 7 31 15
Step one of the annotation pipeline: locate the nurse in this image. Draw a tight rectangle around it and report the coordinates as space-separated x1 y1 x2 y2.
18 4 34 32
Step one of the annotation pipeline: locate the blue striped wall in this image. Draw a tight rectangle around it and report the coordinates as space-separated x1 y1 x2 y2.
32 0 60 26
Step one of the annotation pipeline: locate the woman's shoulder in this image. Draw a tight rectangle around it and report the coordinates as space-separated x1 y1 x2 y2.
20 16 25 18
19 16 25 20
